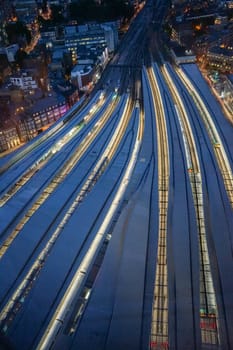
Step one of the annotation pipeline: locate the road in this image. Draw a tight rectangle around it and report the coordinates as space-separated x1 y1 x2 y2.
0 0 232 349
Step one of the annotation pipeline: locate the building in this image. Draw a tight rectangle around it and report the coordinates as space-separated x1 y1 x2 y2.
214 15 228 25
0 54 11 83
0 91 69 152
55 81 79 107
10 71 38 91
50 48 65 71
170 22 193 48
22 93 69 139
71 65 93 90
0 86 24 104
0 44 19 63
101 21 119 52
40 27 57 45
0 22 9 46
226 1 233 9
171 45 196 65
206 46 233 72
14 0 38 17
65 23 117 63
0 121 22 152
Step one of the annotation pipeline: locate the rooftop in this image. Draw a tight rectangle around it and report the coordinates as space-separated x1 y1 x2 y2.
24 92 65 115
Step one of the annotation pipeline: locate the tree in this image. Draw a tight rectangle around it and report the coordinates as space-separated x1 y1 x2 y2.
50 5 65 24
69 0 134 22
5 21 31 45
14 48 27 67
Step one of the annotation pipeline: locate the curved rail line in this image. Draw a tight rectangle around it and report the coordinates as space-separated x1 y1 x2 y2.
0 95 132 334
35 104 143 350
175 66 233 209
162 63 220 347
0 95 122 259
0 93 108 206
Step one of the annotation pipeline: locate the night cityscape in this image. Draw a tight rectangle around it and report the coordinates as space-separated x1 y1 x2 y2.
0 0 233 349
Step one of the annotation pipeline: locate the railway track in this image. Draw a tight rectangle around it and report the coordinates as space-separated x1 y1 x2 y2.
147 65 169 350
36 105 142 350
0 93 107 207
0 95 121 259
175 67 233 209
0 95 134 338
162 63 220 348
